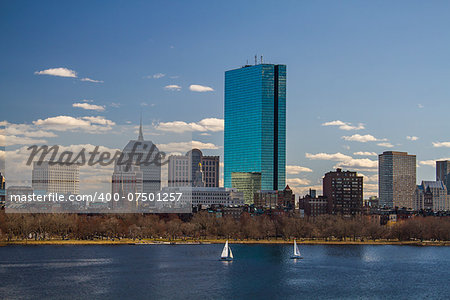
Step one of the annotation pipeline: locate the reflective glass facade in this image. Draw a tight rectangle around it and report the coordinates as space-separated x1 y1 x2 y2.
224 64 286 190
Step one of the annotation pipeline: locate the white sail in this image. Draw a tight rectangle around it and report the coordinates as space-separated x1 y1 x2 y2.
221 240 229 258
229 247 233 258
294 240 300 257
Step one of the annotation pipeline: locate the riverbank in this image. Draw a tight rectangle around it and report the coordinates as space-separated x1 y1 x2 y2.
1 239 449 246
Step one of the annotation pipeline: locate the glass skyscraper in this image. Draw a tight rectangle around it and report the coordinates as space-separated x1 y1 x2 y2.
224 63 286 190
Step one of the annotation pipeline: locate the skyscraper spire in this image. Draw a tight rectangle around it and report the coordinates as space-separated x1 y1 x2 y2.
138 113 144 141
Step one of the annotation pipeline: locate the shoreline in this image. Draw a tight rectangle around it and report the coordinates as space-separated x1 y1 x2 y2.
1 239 449 247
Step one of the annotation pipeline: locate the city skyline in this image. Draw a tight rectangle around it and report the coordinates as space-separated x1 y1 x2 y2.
2 1 450 197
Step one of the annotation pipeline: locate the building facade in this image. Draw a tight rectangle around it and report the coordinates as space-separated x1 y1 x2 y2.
254 185 295 209
0 172 5 207
119 122 161 194
436 160 450 194
231 172 262 204
111 164 143 210
299 195 329 217
224 63 286 191
168 149 219 187
162 186 244 207
323 168 363 215
414 181 448 211
378 151 416 208
32 161 79 194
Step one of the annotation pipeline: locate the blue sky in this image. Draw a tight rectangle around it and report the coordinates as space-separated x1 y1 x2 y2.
1 0 450 196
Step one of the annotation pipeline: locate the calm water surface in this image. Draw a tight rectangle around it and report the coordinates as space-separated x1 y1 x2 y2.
0 244 449 299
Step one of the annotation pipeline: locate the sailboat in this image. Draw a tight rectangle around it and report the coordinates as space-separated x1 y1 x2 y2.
220 240 233 261
291 239 303 259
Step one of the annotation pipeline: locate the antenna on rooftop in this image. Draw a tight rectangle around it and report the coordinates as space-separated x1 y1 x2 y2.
255 54 257 65
261 55 263 64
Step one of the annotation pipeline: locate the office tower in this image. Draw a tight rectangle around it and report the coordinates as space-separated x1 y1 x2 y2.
0 172 5 207
32 161 79 194
201 155 219 187
323 168 363 215
111 164 143 210
436 160 450 194
231 172 261 204
378 151 416 208
118 120 161 194
414 181 448 211
168 154 189 187
224 63 286 191
168 149 219 187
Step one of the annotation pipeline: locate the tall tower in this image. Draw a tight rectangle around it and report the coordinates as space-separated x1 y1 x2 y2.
115 119 161 198
436 160 450 194
378 151 416 208
224 63 286 190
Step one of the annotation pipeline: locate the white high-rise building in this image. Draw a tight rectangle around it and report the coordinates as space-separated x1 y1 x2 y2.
32 161 79 194
117 119 161 194
378 151 416 209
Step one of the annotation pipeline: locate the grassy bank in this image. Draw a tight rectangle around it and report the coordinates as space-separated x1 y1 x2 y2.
1 238 449 246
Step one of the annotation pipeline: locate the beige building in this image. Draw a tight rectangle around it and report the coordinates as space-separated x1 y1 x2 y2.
32 161 79 194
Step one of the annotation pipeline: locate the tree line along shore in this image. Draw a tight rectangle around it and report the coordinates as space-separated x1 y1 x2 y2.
0 211 449 245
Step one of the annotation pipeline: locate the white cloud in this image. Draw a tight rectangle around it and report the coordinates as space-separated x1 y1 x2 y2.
364 183 379 193
35 67 77 78
164 85 181 91
432 142 450 148
189 84 214 92
1 135 47 147
353 151 378 156
73 102 105 111
322 120 365 131
155 118 224 133
32 115 115 132
359 173 378 183
334 158 378 170
82 116 115 126
342 134 385 143
157 141 219 152
306 152 377 171
292 185 323 197
287 178 311 186
377 142 394 148
306 152 352 161
418 104 424 109
80 77 103 83
406 136 419 141
110 102 121 108
286 165 313 174
419 158 450 167
152 73 165 79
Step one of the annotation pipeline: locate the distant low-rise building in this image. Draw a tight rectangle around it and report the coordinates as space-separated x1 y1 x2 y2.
162 187 244 207
414 181 448 211
299 194 329 217
254 185 295 209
